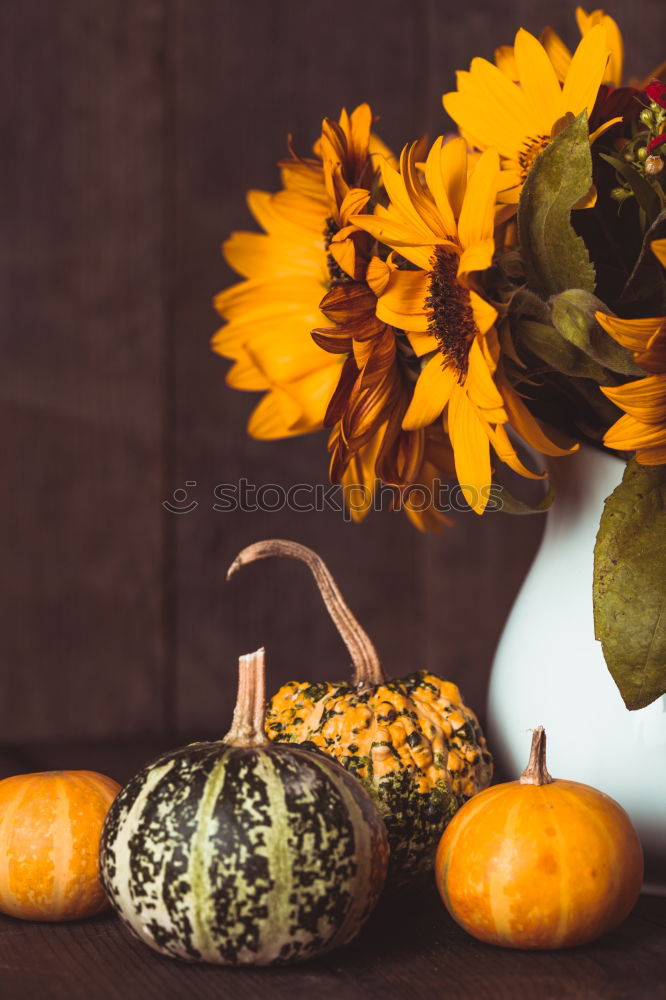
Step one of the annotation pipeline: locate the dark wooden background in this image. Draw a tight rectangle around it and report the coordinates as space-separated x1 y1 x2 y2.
1 0 664 746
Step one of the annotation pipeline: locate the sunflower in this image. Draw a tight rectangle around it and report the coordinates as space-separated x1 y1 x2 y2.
597 241 666 465
215 106 453 527
443 24 611 203
351 137 575 514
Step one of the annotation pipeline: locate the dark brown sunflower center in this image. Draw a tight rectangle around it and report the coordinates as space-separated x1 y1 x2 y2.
518 134 550 178
426 245 476 382
323 216 348 285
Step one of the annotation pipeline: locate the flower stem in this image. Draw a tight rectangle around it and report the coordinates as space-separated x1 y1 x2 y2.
227 539 386 688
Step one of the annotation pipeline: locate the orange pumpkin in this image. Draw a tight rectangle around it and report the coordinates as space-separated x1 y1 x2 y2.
435 727 644 949
0 770 120 921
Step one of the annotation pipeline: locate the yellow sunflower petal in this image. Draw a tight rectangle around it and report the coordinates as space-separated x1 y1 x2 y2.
403 356 456 429
442 94 515 161
486 423 546 480
424 137 457 235
465 338 505 418
457 54 534 138
495 44 518 81
382 240 434 271
351 210 434 252
468 290 498 337
329 236 357 280
349 103 373 166
602 375 666 424
248 189 324 237
652 240 666 268
213 313 321 361
457 149 499 251
283 366 344 429
214 277 324 321
603 412 666 451
469 54 535 130
596 311 664 354
278 161 327 202
244 325 336 384
401 142 447 238
248 391 305 439
458 241 495 282
223 231 326 281
514 28 565 135
380 158 435 239
226 352 270 391
448 389 493 514
440 136 470 221
575 7 623 87
213 292 327 359
561 23 609 119
377 301 429 334
501 383 579 456
366 255 392 296
496 184 521 205
379 269 430 318
589 118 623 144
407 331 439 357
339 187 371 223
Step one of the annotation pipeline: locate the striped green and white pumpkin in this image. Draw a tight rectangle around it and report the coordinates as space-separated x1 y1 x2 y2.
99 650 389 964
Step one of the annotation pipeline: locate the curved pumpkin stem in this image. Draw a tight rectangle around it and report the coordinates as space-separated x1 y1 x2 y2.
223 648 268 747
520 726 554 786
227 539 386 688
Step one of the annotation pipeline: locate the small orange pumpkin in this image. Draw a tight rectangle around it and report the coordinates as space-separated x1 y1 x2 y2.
0 770 120 921
435 727 644 949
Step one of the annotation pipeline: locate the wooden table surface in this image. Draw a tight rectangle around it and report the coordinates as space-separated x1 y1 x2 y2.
1 738 665 1000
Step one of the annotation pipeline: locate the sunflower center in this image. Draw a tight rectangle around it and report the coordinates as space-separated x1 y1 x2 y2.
518 134 550 178
323 217 348 285
426 245 477 383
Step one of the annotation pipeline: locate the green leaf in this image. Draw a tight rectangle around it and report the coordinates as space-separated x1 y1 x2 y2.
517 319 610 382
550 289 644 380
593 459 666 709
518 112 596 298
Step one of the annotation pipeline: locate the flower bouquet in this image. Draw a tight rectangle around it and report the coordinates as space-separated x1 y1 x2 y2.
214 8 666 712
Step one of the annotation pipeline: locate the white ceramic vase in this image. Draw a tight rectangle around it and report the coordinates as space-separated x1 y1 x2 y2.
487 444 666 893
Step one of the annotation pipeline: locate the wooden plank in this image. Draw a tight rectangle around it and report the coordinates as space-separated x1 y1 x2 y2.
167 0 442 734
0 1 168 739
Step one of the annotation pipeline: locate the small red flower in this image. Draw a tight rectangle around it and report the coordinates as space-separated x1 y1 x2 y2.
645 79 666 108
647 134 666 153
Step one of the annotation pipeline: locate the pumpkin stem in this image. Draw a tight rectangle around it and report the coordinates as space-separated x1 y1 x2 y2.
223 647 269 747
227 539 386 688
520 726 554 786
